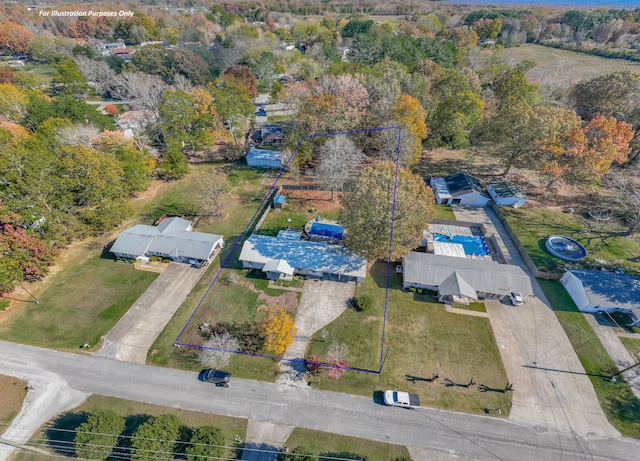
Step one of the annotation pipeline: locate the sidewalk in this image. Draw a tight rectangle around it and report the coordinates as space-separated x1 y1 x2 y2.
453 206 618 436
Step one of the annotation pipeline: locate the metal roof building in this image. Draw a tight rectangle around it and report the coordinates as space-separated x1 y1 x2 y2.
402 252 533 300
110 217 224 265
560 269 640 313
488 182 527 208
246 148 284 169
239 234 367 282
430 173 490 207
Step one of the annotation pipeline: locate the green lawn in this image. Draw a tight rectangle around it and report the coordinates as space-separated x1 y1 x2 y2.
285 428 411 461
538 279 640 438
15 395 246 461
432 204 456 220
502 207 640 275
257 197 340 237
0 375 26 427
306 262 511 415
620 337 640 361
0 252 158 351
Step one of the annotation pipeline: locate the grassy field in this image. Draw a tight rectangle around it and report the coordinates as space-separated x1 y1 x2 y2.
502 207 640 275
0 252 158 351
620 337 640 361
500 44 640 89
538 279 640 438
0 375 27 426
14 395 247 461
285 428 410 461
306 262 511 415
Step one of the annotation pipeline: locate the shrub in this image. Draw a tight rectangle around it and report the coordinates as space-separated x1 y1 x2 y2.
104 104 118 115
408 287 416 292
353 294 374 312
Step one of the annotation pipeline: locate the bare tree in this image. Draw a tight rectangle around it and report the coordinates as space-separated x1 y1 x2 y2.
74 56 116 96
57 123 101 149
608 170 640 236
199 331 239 368
171 74 193 92
316 135 364 201
110 72 167 114
194 172 229 221
375 126 417 167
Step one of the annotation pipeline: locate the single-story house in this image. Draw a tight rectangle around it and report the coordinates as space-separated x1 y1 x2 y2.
488 182 527 208
251 124 283 145
246 147 283 169
103 42 126 50
402 252 533 303
430 173 490 206
116 110 156 132
239 232 367 282
560 270 640 324
110 217 224 266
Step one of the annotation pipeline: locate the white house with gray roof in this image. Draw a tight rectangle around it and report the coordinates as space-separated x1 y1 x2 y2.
239 232 367 282
488 182 527 208
402 252 533 302
110 217 224 266
560 270 640 324
430 173 490 206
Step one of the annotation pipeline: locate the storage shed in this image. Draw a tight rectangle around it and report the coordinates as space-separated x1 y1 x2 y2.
488 182 527 208
246 148 283 169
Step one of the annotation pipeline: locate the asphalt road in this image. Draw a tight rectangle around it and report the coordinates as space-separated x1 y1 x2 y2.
1 341 639 461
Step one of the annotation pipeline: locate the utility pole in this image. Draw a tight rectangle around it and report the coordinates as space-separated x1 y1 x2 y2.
609 361 640 382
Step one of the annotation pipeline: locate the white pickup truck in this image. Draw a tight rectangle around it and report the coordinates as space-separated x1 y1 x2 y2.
383 390 420 409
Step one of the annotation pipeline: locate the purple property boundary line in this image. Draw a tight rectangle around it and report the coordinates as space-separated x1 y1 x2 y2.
175 126 402 374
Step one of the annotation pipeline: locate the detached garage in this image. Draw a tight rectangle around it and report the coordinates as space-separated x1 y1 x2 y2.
488 182 527 208
246 148 283 169
430 173 490 207
560 269 640 314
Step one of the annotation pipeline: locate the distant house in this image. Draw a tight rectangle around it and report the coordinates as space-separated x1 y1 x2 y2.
251 124 283 146
430 173 490 206
116 110 156 132
239 232 367 282
246 147 283 169
104 42 127 50
402 252 533 303
488 182 527 208
560 270 640 324
110 217 224 266
112 48 135 60
7 60 25 67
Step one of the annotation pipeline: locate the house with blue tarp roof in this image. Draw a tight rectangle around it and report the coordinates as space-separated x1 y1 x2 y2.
239 234 367 282
246 147 283 168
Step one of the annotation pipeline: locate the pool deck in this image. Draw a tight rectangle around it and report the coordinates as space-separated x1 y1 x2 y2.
428 223 475 237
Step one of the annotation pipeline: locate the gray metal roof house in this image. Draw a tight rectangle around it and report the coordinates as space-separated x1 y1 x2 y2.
110 217 224 266
246 148 284 169
430 173 490 207
488 182 527 208
239 233 367 282
560 270 640 320
402 252 533 301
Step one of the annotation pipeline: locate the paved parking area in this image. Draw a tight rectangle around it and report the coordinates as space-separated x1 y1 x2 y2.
454 206 618 437
96 262 206 363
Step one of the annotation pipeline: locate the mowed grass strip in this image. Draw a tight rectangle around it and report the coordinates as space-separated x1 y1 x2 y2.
0 252 158 351
17 395 247 461
285 428 411 461
502 207 640 275
0 375 27 426
538 279 640 438
307 262 511 415
619 337 640 360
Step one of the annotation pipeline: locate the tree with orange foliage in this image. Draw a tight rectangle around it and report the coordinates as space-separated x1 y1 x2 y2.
0 21 33 54
261 306 297 355
222 65 258 98
0 68 15 84
391 94 428 164
541 116 634 188
103 104 119 116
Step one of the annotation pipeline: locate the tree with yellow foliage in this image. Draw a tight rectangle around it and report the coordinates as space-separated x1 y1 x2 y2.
391 94 428 164
261 307 297 355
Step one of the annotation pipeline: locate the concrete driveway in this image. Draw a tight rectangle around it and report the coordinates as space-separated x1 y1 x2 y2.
277 279 355 386
453 206 618 437
96 262 206 363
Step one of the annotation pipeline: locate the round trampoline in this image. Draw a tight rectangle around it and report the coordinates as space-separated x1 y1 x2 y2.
545 235 587 261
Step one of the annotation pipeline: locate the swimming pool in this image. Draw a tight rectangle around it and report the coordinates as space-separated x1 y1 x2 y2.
310 222 344 239
433 234 489 256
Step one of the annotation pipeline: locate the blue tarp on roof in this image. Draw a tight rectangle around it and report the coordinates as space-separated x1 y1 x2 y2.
246 148 283 168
